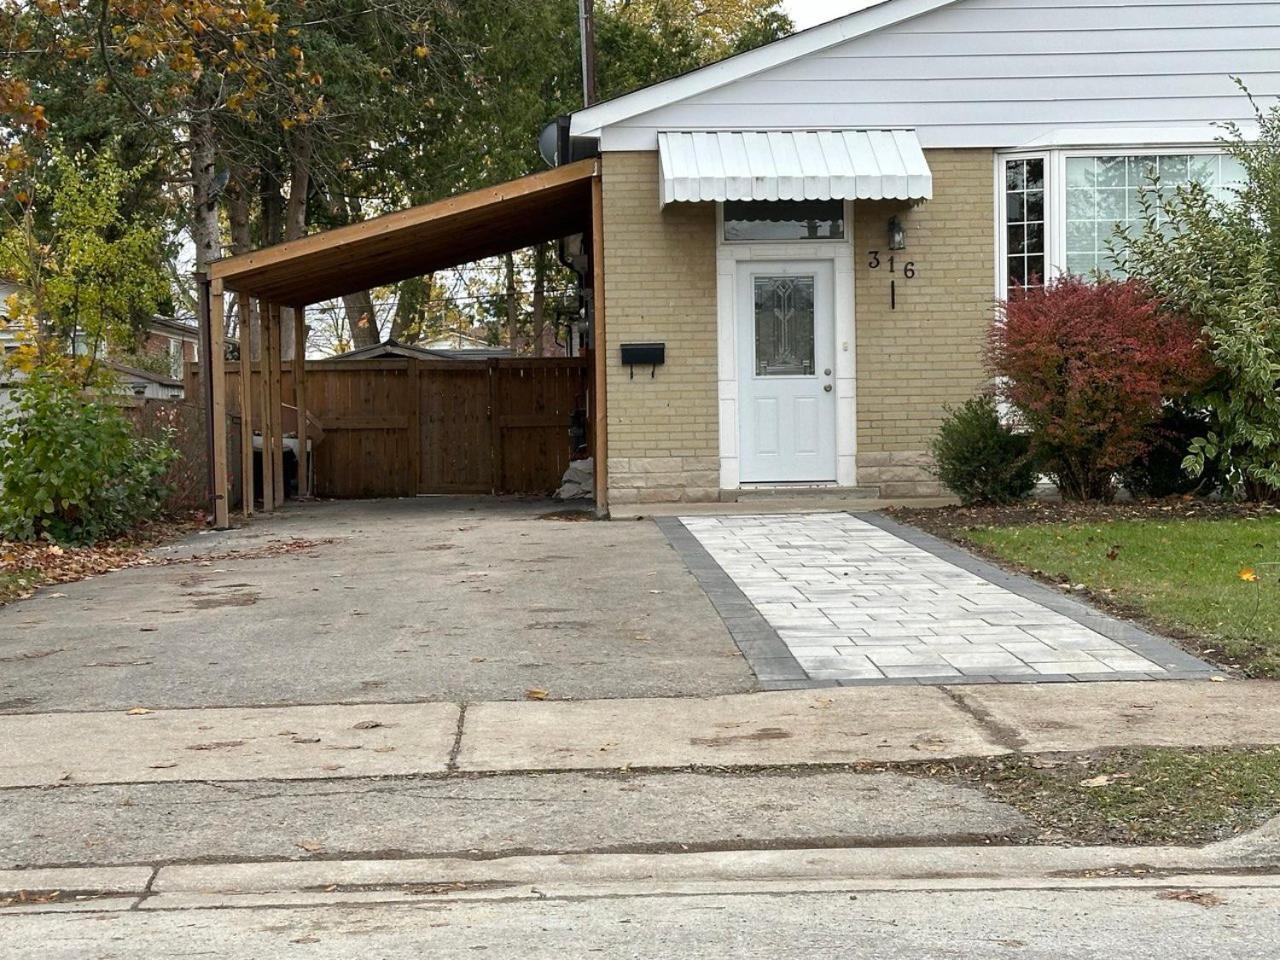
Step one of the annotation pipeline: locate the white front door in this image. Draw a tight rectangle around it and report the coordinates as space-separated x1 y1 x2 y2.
736 261 837 483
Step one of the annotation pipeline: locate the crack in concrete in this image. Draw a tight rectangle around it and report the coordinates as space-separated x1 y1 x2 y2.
446 703 467 773
940 687 1029 754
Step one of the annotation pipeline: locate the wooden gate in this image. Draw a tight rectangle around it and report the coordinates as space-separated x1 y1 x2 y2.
203 357 589 498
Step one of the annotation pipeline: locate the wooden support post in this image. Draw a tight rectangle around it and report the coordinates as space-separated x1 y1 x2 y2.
293 305 309 498
208 279 231 529
269 303 286 507
590 173 608 516
238 295 255 517
258 299 276 514
409 357 423 495
487 358 502 495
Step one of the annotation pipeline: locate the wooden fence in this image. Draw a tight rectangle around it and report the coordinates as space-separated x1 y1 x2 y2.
189 357 588 499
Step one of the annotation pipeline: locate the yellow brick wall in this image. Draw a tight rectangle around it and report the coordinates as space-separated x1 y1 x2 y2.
853 149 995 497
598 147 995 503
601 151 721 504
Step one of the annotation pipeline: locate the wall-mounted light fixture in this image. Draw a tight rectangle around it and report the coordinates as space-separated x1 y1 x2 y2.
888 215 906 251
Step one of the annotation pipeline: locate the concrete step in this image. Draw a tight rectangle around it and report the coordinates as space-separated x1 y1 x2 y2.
731 485 881 501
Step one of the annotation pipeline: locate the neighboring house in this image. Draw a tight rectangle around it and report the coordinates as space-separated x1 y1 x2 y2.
137 316 202 379
563 0 1277 504
0 291 204 407
329 338 514 362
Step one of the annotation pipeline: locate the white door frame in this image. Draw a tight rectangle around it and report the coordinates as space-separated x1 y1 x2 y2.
715 202 856 490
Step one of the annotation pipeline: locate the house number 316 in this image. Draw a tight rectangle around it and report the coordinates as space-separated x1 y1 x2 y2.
867 251 916 278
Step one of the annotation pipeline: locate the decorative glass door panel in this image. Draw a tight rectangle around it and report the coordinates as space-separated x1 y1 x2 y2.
754 276 816 377
736 262 836 483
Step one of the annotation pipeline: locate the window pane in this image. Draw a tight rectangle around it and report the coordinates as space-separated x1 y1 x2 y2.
754 276 815 376
1159 155 1189 181
1007 191 1024 221
724 200 845 241
1065 157 1094 189
1006 160 1025 191
1025 159 1045 191
1066 252 1096 276
1025 256 1045 284
1025 221 1044 253
1007 224 1026 255
1025 189 1044 222
1067 188 1095 220
1007 256 1026 287
1096 156 1126 188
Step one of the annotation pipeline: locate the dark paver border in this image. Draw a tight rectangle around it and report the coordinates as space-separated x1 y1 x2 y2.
654 516 808 686
852 512 1219 678
658 512 1220 689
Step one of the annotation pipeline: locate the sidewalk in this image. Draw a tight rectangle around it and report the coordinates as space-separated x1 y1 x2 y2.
4 680 1278 787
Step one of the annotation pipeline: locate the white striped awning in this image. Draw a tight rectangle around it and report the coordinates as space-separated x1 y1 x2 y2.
657 130 933 206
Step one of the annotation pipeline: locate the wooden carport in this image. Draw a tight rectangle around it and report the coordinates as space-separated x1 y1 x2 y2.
199 158 606 528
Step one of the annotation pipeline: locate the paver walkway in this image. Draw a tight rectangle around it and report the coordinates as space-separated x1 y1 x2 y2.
676 512 1215 685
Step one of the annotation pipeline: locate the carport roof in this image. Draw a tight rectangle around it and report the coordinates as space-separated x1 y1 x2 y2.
209 159 598 307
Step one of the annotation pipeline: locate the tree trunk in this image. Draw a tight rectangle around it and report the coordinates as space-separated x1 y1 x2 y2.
226 169 254 349
189 108 221 275
505 251 519 354
343 290 380 348
531 243 547 357
277 130 313 361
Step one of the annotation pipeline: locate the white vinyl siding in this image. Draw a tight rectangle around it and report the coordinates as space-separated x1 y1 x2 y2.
599 0 1280 150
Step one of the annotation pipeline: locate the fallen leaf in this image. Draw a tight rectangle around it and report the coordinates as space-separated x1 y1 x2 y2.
1209 676 1227 683
373 746 397 753
1157 889 1225 908
352 720 384 730
296 839 324 853
525 688 549 700
149 761 178 769
126 707 154 716
1079 773 1130 788
291 736 321 744
186 740 245 751
291 935 320 944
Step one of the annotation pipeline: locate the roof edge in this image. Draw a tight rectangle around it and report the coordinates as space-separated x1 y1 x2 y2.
569 0 961 138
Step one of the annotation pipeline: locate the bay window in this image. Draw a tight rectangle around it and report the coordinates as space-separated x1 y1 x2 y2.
999 149 1246 294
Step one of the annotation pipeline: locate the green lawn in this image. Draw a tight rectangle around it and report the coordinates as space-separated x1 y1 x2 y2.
937 746 1280 845
966 516 1280 677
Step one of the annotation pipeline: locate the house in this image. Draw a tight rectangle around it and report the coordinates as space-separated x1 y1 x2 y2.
330 338 514 362
566 0 1276 505
205 0 1280 524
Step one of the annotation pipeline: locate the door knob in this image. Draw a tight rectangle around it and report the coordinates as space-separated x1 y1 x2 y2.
824 384 833 392
823 368 831 376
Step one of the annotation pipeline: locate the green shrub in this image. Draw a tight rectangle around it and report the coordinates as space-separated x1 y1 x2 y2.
0 374 178 544
930 395 1037 505
1123 407 1222 499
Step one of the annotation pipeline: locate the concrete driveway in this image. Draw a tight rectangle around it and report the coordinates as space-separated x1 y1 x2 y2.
0 499 754 713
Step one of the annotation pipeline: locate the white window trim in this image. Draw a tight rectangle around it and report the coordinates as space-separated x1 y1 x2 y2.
714 200 857 491
994 144 1230 300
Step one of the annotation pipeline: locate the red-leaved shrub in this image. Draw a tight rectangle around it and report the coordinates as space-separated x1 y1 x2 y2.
988 276 1211 501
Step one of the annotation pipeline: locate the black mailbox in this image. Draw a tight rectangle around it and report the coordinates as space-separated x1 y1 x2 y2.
620 342 665 379
620 342 665 366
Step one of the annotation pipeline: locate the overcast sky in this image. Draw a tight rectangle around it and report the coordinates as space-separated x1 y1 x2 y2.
782 0 881 29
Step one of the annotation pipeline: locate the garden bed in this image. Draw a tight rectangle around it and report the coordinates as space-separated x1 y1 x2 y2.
889 501 1280 678
916 746 1280 846
0 516 200 606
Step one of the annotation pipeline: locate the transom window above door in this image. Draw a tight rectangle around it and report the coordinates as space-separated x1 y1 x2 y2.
998 149 1246 294
723 199 846 242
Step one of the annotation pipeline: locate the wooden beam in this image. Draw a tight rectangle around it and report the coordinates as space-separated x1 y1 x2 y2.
238 295 255 517
268 302 286 507
590 173 608 516
293 305 309 498
258 300 276 514
209 279 231 529
209 160 599 287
